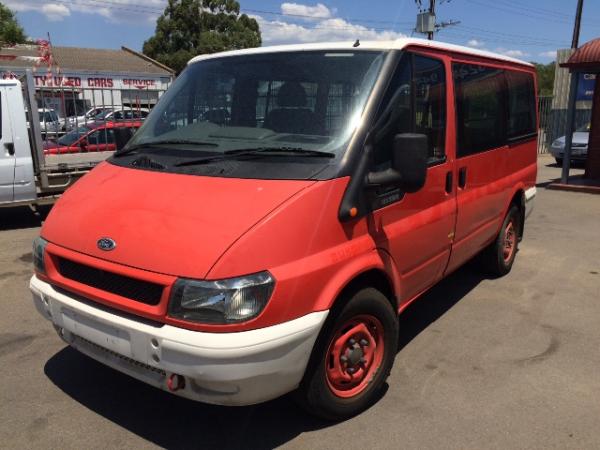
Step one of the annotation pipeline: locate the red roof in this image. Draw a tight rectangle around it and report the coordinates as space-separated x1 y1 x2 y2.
562 38 600 70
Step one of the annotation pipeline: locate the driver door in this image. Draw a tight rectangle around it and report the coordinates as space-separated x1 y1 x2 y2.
369 51 457 305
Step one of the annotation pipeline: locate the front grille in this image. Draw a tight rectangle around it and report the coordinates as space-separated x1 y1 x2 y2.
56 257 164 305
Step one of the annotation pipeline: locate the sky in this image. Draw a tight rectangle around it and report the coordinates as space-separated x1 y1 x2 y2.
5 0 600 63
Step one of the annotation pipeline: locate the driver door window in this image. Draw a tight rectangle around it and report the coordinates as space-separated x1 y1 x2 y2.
373 53 446 169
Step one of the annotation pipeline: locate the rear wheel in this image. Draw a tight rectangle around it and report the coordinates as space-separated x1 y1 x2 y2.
295 287 398 420
479 205 520 277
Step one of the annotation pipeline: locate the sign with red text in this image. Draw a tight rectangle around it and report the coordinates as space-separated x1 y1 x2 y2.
32 74 163 90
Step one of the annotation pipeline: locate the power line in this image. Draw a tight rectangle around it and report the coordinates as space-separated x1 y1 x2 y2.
455 25 567 46
464 0 570 24
440 30 567 47
243 8 413 26
465 0 600 28
496 0 600 22
19 0 570 51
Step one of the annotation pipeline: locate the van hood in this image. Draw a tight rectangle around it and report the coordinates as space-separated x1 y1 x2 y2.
42 162 314 279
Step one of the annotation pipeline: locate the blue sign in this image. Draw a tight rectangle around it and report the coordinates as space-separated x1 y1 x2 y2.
577 73 596 100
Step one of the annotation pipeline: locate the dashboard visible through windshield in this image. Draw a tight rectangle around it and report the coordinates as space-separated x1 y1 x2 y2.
112 50 387 180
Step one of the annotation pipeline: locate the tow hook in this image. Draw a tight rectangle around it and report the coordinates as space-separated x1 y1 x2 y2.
167 374 185 392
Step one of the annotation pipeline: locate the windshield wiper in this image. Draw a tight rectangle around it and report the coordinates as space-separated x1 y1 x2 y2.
114 139 219 157
173 146 335 167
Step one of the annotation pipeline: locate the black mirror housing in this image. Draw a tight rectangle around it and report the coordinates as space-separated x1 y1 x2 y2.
392 133 428 192
366 133 428 192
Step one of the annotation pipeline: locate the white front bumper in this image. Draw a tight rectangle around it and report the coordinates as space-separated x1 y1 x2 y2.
30 275 328 406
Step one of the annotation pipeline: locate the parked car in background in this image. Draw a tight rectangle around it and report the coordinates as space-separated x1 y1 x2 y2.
65 107 114 131
43 121 141 155
32 108 61 136
89 108 150 124
549 123 590 165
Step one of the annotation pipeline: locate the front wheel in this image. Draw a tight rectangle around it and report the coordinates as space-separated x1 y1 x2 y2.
295 287 398 420
555 157 563 166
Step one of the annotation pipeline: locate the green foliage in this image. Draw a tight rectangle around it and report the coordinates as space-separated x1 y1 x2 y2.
0 2 27 45
533 62 556 96
143 0 261 74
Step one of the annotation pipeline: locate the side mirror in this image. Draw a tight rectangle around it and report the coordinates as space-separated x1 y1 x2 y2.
114 127 134 150
79 139 88 150
366 133 428 193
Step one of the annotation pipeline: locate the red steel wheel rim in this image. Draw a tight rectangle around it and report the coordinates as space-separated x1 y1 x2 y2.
503 221 516 263
325 314 385 398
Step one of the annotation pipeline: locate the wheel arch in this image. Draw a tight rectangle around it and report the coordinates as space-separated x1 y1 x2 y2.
333 268 398 315
508 188 526 239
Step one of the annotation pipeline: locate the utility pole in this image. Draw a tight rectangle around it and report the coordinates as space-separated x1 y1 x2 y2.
428 0 436 40
571 0 584 49
562 0 585 183
415 0 457 41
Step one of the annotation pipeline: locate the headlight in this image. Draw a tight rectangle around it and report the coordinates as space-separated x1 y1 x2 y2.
33 237 48 275
551 139 563 148
168 272 275 324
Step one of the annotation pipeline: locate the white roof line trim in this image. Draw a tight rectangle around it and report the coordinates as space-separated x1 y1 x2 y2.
188 38 533 67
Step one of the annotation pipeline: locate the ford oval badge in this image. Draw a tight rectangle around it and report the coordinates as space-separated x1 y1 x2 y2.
97 237 116 251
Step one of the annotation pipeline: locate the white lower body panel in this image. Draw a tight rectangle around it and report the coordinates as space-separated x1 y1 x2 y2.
30 275 328 406
525 186 536 220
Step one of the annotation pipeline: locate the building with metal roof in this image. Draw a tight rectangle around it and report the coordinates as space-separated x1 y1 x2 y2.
0 44 174 122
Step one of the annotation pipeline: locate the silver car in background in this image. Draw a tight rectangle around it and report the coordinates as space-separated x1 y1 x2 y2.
549 123 589 165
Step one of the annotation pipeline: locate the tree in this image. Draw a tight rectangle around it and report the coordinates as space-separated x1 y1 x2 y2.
0 2 27 45
533 62 556 96
143 0 261 74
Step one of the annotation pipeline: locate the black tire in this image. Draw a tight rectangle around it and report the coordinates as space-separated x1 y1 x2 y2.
555 157 563 166
479 205 521 277
295 287 398 421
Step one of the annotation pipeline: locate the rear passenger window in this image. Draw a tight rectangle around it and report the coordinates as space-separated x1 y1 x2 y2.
506 71 536 139
453 64 506 157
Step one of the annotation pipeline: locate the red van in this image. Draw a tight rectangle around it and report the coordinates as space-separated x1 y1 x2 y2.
30 39 537 420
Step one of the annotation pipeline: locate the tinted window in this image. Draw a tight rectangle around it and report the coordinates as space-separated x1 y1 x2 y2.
414 55 446 161
88 129 114 144
453 64 506 157
373 53 447 168
506 71 536 139
58 126 91 146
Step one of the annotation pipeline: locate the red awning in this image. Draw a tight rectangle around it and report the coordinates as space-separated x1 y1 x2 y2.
561 38 600 71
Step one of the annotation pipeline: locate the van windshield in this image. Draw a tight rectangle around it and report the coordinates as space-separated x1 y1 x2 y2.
125 51 386 170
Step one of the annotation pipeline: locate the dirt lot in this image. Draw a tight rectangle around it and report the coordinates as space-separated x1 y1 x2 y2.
1 155 599 450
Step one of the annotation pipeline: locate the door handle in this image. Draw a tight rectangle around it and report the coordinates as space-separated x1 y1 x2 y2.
458 167 467 189
445 171 453 193
4 143 15 156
